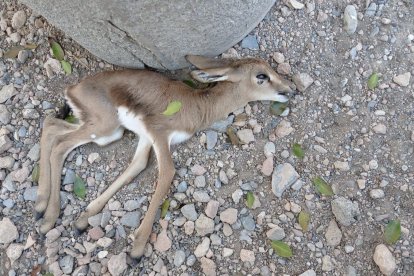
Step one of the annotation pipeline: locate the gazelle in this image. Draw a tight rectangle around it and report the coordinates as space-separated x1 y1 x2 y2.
35 55 293 258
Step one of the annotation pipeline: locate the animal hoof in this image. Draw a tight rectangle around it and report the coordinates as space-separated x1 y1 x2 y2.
34 211 44 220
127 254 142 267
74 227 86 236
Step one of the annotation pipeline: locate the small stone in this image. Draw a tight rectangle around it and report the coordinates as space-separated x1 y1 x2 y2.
373 124 387 134
220 208 238 224
44 58 63 77
331 197 360 226
174 250 186 267
176 181 188 192
27 144 40 161
357 179 366 189
277 63 291 75
241 35 259 50
237 129 255 144
88 227 104 240
314 145 327 154
334 161 350 171
17 50 30 63
325 219 342 246
261 157 274 176
0 84 18 104
264 142 276 157
12 11 26 29
6 243 24 264
288 0 304 9
0 156 14 169
206 130 218 149
123 199 141 211
195 214 215 236
22 109 39 119
97 237 113 248
219 170 229 184
0 218 18 244
275 120 294 138
191 164 206 175
108 252 127 276
222 248 234 257
344 5 358 34
299 269 316 276
194 175 206 188
317 11 328 22
0 135 13 154
365 2 377 17
273 52 285 63
88 152 100 163
63 169 76 185
232 189 243 203
271 163 299 197
193 190 211 202
154 229 172 252
120 211 141 228
322 255 335 271
393 72 411 87
0 105 11 124
241 215 255 231
369 160 379 170
205 200 220 218
200 257 217 276
345 245 355 253
59 255 74 275
292 73 314 92
184 221 195 235
373 244 396 276
194 237 210 257
181 204 198 221
370 189 385 199
23 187 37 201
240 249 255 263
266 226 285 240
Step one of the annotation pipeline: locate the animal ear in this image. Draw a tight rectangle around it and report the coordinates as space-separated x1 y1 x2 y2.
190 68 231 83
186 55 231 69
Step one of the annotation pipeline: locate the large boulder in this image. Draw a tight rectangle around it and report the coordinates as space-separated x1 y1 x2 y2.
22 0 276 69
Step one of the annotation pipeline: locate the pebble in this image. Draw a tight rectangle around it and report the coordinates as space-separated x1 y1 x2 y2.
219 170 229 184
120 211 141 228
88 152 100 163
271 163 299 197
373 124 387 134
194 237 210 257
59 255 74 274
232 189 243 203
237 129 255 144
193 190 211 202
288 0 304 9
325 219 342 246
277 63 291 75
373 244 396 276
220 208 238 224
314 145 327 154
88 227 104 240
23 186 37 201
241 35 259 50
176 181 188 192
195 175 206 188
273 52 285 63
345 245 355 253
369 160 378 170
0 84 18 103
195 214 215 236
191 164 206 175
97 237 113 248
0 105 11 124
241 215 255 231
6 243 24 264
275 120 294 138
63 169 76 185
108 252 127 276
154 228 172 252
22 108 39 119
322 255 335 271
174 250 186 267
240 249 255 263
0 135 13 154
27 144 40 161
181 204 198 221
205 200 220 218
264 142 276 157
331 197 360 226
299 269 316 276
292 73 314 92
266 226 285 240
344 5 358 34
200 257 217 276
393 72 411 87
123 199 141 211
184 221 195 235
261 157 274 176
222 248 234 257
17 50 30 63
206 130 218 149
12 11 26 29
370 189 385 199
334 161 350 171
0 156 14 169
12 167 29 183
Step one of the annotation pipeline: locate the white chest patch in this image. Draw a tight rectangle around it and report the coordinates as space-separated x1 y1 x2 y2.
169 131 192 146
117 107 149 138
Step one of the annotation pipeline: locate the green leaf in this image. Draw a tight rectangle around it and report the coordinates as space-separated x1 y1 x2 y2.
183 79 197 88
298 211 310 232
161 100 182 116
73 175 86 199
50 40 65 61
61 60 72 75
160 199 170 219
384 220 401 244
226 126 240 145
65 114 78 124
312 177 334 196
292 143 304 159
246 191 255 208
32 164 40 183
368 73 379 90
271 240 293 258
269 102 288 116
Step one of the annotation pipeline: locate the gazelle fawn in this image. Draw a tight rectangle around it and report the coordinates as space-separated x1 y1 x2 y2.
35 55 293 258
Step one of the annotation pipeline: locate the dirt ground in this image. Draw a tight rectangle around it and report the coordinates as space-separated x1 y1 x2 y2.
0 0 413 275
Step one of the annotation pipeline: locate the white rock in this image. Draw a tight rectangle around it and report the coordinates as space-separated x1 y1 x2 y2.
6 243 24 264
205 200 220 218
344 5 358 34
231 189 243 203
275 120 294 137
331 197 360 226
222 248 234 257
266 226 285 240
373 124 387 134
154 229 172 252
237 129 255 144
264 142 276 157
288 0 305 9
97 237 113 248
393 72 411 87
220 208 238 224
334 161 350 171
322 255 335 271
200 257 217 276
325 220 342 246
88 152 100 163
194 237 210 257
12 11 26 29
292 73 314 92
271 163 299 197
108 252 127 276
373 244 396 276
44 58 63 78
195 214 215 236
370 189 385 199
181 203 198 221
240 249 255 263
299 269 316 276
0 218 19 244
0 84 18 103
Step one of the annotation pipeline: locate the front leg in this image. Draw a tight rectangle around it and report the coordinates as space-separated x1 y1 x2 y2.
130 139 175 259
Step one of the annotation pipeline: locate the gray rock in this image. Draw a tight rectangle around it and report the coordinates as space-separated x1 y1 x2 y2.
0 156 15 169
206 130 218 150
0 218 19 244
88 213 103 227
59 255 74 275
393 72 411 87
325 219 342 246
210 115 234 132
365 3 377 17
22 108 40 119
373 244 396 276
292 73 314 92
194 175 206 188
241 215 255 231
2 198 14 208
174 250 186 267
123 199 141 211
108 252 127 276
101 211 111 227
181 204 198 221
241 35 259 50
63 169 76 185
17 50 30 63
193 190 211 202
195 214 215 236
3 174 16 191
0 84 18 103
0 105 11 124
344 5 358 34
12 11 27 29
27 144 40 161
331 197 360 226
271 163 299 197
42 101 54 110
120 211 141 228
266 226 285 240
176 181 188 193
23 186 37 201
299 269 316 276
237 129 255 144
21 0 275 69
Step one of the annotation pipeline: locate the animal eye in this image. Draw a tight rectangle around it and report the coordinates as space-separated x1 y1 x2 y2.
256 74 269 80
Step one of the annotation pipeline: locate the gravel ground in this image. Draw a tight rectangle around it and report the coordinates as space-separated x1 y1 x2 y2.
1 0 413 275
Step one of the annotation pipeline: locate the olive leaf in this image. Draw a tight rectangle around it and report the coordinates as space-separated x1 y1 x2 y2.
65 114 78 124
271 240 293 258
246 191 255 209
312 177 334 196
384 220 401 244
32 164 40 183
50 40 65 61
269 102 288 116
160 199 170 219
367 73 379 90
4 46 25 58
61 60 72 75
162 100 182 116
226 126 240 145
298 211 310 232
74 175 86 199
183 79 197 88
292 143 304 159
